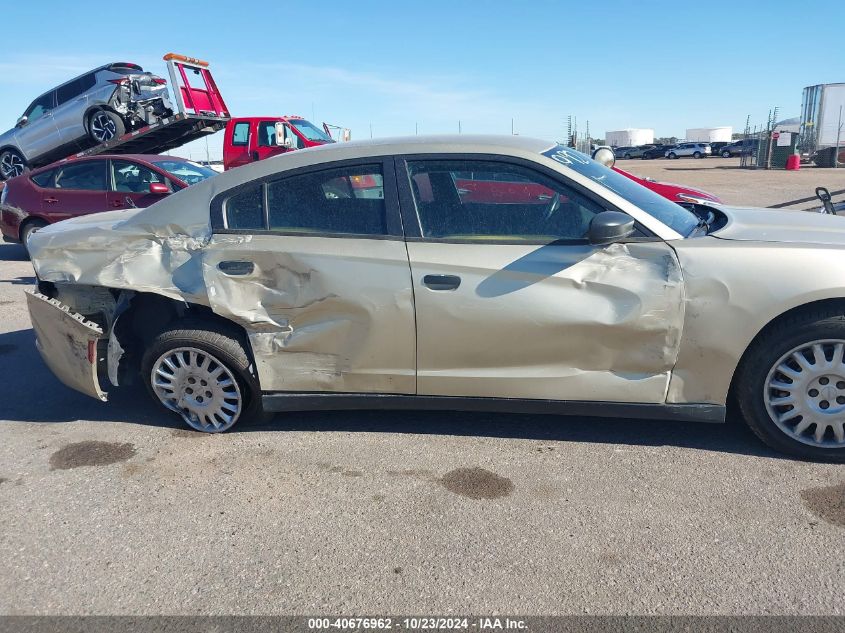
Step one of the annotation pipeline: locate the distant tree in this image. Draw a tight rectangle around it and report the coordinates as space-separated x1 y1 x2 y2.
655 136 678 145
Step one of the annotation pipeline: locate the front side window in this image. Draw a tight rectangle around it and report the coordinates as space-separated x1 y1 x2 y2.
222 164 386 236
111 160 168 193
54 161 107 191
257 121 277 147
24 92 55 122
407 160 603 242
231 122 249 146
31 169 56 188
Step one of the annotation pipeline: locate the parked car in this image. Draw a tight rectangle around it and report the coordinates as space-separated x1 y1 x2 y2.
641 145 674 159
24 135 845 461
618 145 656 159
709 142 730 156
613 146 636 158
612 167 721 204
0 63 173 180
666 143 711 159
0 154 215 248
719 139 759 158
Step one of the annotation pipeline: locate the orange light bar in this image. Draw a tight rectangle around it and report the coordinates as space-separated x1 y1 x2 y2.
163 53 209 67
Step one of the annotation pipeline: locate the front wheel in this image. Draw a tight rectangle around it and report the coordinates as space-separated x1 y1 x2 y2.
735 310 845 461
141 320 266 433
88 109 125 144
721 150 731 158
624 153 632 159
668 152 677 159
0 148 26 180
693 151 702 159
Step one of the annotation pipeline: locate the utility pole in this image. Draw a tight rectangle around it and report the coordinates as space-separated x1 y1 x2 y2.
835 105 843 169
511 118 514 135
369 123 373 139
458 120 462 134
415 122 418 135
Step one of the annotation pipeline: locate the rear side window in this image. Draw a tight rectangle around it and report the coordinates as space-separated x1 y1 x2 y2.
231 122 249 146
56 74 96 105
54 161 107 191
31 169 56 188
222 164 387 236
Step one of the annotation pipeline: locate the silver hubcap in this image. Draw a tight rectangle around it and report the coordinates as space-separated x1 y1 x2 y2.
764 340 845 448
91 113 117 142
0 152 24 178
151 347 242 433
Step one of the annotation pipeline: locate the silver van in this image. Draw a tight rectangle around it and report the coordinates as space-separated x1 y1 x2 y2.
0 63 172 179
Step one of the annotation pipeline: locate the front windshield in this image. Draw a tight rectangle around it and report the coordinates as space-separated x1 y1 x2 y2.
152 160 217 186
289 119 333 143
542 145 699 237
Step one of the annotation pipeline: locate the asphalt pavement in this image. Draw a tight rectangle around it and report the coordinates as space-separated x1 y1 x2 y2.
0 241 842 616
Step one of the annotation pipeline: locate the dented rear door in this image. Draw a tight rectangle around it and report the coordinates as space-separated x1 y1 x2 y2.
399 157 685 403
202 157 416 394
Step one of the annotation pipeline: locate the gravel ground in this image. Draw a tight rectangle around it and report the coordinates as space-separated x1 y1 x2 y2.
0 213 843 616
615 156 845 209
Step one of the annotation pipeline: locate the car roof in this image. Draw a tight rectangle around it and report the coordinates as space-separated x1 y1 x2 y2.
29 154 192 174
29 63 144 103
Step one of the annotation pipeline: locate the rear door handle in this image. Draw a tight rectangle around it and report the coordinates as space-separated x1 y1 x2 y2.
217 260 254 276
423 274 461 291
43 197 58 204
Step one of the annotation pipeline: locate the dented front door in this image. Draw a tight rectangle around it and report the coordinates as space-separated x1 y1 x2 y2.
399 157 685 403
201 158 416 394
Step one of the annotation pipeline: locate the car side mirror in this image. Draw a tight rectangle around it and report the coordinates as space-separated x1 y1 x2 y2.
274 121 286 147
588 211 635 245
16 116 28 127
149 182 169 194
816 187 835 214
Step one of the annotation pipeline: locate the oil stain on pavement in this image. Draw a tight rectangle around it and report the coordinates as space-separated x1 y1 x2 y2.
439 467 514 500
49 441 136 471
800 483 845 527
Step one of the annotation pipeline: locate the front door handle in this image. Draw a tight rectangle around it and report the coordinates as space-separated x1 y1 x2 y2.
218 260 254 276
423 274 461 291
43 197 58 204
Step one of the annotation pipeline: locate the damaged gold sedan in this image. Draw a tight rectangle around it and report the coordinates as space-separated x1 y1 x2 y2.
24 136 845 461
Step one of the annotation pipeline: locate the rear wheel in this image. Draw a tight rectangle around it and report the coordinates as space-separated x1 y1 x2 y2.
141 320 266 433
721 150 731 158
693 151 702 158
87 109 125 144
624 153 632 159
735 309 845 461
668 152 677 159
0 148 26 180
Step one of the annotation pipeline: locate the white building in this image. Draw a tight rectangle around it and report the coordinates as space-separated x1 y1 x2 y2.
685 127 733 142
606 128 654 147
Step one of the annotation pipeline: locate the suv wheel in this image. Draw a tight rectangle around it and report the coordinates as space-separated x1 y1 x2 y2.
721 150 732 158
668 152 677 159
624 153 632 159
0 148 26 180
735 309 845 461
693 151 702 158
88 109 125 144
141 320 266 433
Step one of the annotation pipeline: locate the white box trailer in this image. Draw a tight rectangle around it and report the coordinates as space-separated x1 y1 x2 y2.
799 83 845 159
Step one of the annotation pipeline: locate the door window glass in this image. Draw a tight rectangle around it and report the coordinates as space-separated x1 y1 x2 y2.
54 161 107 191
231 122 249 146
111 160 168 193
56 74 96 105
267 165 385 235
257 121 278 147
31 169 57 188
24 92 55 122
406 160 604 241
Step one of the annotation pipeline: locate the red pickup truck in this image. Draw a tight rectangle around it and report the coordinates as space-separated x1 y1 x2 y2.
223 116 335 170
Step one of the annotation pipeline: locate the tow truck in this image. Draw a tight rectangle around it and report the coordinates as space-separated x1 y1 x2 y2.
53 54 229 165
222 116 349 170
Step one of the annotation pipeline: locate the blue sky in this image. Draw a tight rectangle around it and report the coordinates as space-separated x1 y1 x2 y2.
1 0 842 160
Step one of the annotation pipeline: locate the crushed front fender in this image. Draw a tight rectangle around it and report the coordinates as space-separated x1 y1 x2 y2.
25 290 108 401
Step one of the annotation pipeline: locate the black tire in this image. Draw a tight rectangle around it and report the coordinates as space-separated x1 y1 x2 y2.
721 150 731 158
87 109 125 144
624 153 631 159
0 148 26 180
141 319 268 433
668 152 677 159
734 308 845 462
19 219 47 257
693 151 702 159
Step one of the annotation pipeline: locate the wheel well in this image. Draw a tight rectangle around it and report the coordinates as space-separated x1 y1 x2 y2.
112 292 257 384
728 298 845 398
18 216 48 241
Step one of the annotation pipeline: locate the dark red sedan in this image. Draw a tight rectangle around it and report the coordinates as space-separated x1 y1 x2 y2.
0 154 216 248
